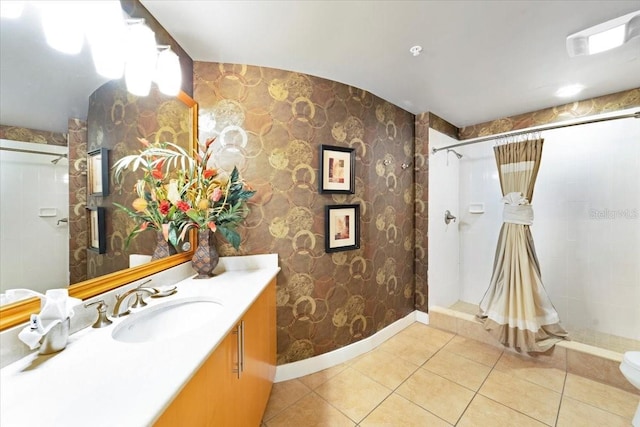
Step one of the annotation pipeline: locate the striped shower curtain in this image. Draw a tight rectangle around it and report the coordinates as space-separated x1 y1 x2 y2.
477 138 568 352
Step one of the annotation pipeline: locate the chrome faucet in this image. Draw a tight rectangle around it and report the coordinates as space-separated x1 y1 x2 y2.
112 280 158 317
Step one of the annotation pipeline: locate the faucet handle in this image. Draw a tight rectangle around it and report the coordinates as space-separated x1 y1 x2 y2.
130 292 148 309
84 300 113 328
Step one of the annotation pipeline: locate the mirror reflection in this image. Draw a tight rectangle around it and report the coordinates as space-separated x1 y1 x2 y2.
0 2 194 309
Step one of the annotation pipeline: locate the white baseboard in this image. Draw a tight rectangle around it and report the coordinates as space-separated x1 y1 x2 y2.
274 310 423 383
416 310 429 324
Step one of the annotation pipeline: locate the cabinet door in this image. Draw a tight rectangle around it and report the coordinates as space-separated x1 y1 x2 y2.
154 333 234 426
155 278 276 426
236 278 277 426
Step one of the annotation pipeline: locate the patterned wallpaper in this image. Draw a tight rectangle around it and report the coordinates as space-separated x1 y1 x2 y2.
459 88 640 139
85 79 192 279
68 119 88 284
0 125 66 146
194 62 416 363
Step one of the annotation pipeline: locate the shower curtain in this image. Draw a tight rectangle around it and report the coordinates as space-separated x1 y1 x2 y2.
477 138 567 352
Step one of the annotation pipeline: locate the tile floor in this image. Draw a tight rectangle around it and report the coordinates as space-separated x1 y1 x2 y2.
261 323 640 426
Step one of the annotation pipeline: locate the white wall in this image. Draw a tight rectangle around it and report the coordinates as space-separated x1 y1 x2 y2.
0 139 69 296
427 129 460 308
456 115 640 340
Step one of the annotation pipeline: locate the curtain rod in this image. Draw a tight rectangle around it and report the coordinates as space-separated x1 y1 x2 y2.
431 110 640 154
0 146 67 157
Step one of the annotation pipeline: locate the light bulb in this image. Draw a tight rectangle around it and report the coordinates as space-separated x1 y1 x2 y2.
41 1 87 55
155 48 182 96
124 22 157 97
85 1 126 79
0 1 25 19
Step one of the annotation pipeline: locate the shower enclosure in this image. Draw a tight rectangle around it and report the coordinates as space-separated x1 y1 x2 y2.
428 109 640 353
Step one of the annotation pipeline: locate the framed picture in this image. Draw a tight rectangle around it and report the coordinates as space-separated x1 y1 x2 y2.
87 148 109 196
87 207 106 254
320 145 355 194
325 204 360 253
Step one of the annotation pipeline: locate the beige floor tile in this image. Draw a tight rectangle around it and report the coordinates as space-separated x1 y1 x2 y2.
494 351 566 392
396 367 474 425
265 392 355 427
400 324 455 348
556 396 632 427
564 373 639 420
378 332 440 366
351 348 419 389
457 394 546 427
443 335 503 367
298 363 348 390
262 379 312 421
423 349 491 391
479 370 561 426
360 393 452 427
315 367 391 423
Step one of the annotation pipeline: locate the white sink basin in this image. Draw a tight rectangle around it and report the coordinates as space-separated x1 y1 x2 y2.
112 297 224 343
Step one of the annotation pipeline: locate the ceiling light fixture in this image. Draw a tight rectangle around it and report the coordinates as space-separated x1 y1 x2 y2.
409 45 422 56
566 10 640 56
555 84 584 98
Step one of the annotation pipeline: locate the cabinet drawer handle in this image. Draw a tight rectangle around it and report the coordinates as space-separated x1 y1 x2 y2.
232 321 245 379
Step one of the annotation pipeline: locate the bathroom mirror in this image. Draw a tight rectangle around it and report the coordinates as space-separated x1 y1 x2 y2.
0 2 196 330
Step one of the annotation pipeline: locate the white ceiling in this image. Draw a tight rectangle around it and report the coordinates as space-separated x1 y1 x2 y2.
1 1 639 134
140 0 640 127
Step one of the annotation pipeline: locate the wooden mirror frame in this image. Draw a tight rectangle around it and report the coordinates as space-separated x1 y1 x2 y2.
0 91 198 331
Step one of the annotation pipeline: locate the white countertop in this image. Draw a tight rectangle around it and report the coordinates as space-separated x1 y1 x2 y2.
1 254 279 427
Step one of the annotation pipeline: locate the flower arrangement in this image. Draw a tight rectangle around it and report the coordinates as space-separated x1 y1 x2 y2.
112 137 255 250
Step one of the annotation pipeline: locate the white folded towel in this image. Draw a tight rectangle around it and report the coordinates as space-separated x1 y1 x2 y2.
17 289 81 350
502 191 534 225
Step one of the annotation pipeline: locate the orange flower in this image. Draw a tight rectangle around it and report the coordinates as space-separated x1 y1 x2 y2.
140 222 149 231
207 221 217 232
203 168 217 179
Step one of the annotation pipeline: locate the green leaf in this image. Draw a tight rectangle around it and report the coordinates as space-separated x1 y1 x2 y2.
217 225 241 250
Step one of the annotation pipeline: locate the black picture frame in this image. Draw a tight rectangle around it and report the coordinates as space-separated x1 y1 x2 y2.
319 144 355 194
325 204 360 253
87 206 106 254
87 148 109 196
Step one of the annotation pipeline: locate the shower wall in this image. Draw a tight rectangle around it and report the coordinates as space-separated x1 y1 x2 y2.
455 113 640 342
0 139 69 295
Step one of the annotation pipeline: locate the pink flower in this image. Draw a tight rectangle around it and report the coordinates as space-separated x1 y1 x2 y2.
211 187 222 202
207 221 217 233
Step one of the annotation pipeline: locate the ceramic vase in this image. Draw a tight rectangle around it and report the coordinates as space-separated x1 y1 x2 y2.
192 229 219 279
151 231 177 260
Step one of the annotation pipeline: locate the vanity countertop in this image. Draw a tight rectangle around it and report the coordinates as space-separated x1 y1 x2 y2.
0 254 279 427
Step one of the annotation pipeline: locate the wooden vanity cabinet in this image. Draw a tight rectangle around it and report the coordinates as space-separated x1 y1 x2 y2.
155 278 276 426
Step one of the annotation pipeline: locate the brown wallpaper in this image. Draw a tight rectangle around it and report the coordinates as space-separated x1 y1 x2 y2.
194 62 416 363
414 113 431 312
68 119 88 284
85 79 193 279
459 88 640 139
0 125 66 146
